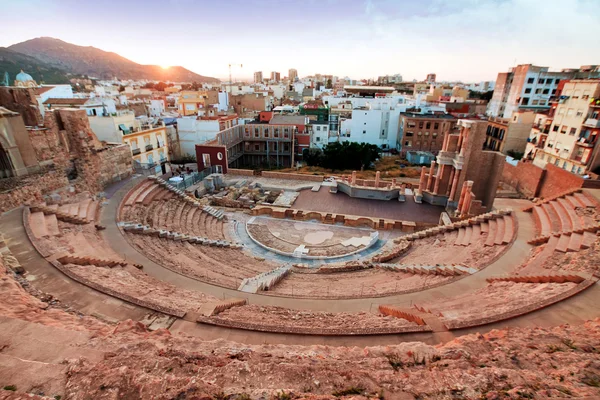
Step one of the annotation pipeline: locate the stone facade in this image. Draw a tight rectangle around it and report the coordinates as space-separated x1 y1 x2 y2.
501 160 585 199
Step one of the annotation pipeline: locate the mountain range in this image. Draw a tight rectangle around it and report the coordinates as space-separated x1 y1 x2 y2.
2 37 219 84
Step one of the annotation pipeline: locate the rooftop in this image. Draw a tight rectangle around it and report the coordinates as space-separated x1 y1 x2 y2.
401 112 456 119
43 97 89 105
269 115 307 125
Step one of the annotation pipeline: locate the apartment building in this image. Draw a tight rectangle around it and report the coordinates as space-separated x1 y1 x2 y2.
177 90 207 116
254 71 263 84
177 114 238 156
270 71 281 82
88 111 170 174
484 111 535 154
288 69 298 82
487 64 600 119
398 113 457 154
532 79 600 175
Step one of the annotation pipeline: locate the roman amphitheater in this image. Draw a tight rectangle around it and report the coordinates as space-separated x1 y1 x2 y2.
1 110 600 398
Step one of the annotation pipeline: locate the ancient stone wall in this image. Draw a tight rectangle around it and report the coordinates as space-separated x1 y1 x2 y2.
261 171 323 182
538 163 584 199
500 160 544 198
227 168 255 176
0 87 43 126
0 168 69 213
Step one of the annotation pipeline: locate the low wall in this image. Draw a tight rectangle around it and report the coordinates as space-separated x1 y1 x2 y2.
337 181 399 201
261 171 324 182
227 168 255 177
197 316 432 335
538 163 584 199
251 205 420 232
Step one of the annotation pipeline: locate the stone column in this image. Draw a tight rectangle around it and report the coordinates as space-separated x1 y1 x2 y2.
351 171 357 185
433 164 443 195
457 180 473 212
448 168 461 201
446 168 455 196
418 166 427 192
462 190 473 216
442 131 450 151
375 171 381 187
391 178 397 188
426 161 435 192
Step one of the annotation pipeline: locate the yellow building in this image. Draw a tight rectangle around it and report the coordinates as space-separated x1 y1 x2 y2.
178 91 208 116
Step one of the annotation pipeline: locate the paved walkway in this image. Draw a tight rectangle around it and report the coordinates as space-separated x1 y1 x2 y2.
3 181 600 346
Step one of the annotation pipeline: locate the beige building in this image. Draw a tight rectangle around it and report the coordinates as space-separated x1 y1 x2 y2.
484 111 535 155
88 112 170 175
178 91 208 116
533 80 600 175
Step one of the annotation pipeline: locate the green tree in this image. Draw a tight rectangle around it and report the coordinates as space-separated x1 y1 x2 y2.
326 78 332 89
302 148 323 166
155 81 167 91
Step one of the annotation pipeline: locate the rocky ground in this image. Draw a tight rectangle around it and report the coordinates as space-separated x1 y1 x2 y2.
2 250 600 399
214 304 418 330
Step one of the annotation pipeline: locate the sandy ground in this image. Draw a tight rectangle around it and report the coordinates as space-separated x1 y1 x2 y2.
419 281 578 322
126 233 276 288
215 304 418 330
268 268 452 298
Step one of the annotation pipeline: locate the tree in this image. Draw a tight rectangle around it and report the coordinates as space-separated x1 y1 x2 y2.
143 82 155 89
118 85 125 93
302 148 323 166
326 78 332 89
320 142 381 171
155 81 167 91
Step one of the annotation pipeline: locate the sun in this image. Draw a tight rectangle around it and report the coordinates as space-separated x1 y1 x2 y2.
160 65 170 70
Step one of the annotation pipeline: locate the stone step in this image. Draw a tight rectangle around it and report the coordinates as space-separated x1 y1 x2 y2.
494 215 505 245
44 213 60 236
532 206 552 237
455 228 465 246
582 231 597 249
567 232 584 252
137 183 159 204
86 199 98 222
550 200 571 232
484 218 497 247
542 203 561 233
29 211 48 239
480 221 489 233
470 224 481 245
502 215 514 245
574 192 595 208
557 197 583 232
555 233 572 253
462 226 473 246
78 199 91 220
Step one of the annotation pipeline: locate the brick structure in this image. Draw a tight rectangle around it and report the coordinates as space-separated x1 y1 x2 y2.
417 119 505 214
0 88 133 213
501 160 585 199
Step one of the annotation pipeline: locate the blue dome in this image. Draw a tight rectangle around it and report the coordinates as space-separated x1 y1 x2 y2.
16 70 34 82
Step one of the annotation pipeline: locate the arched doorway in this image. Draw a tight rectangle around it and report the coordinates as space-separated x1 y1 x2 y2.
0 141 16 179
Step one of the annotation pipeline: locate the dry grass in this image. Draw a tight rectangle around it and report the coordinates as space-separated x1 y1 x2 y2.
278 156 422 180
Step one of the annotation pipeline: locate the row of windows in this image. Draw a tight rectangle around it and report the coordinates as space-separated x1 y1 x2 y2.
524 88 553 95
406 121 444 130
521 98 547 106
244 143 290 152
405 131 439 137
527 77 560 85
403 140 438 148
538 153 585 174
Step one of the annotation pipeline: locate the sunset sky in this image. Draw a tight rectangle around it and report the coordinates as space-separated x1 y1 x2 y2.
1 0 599 82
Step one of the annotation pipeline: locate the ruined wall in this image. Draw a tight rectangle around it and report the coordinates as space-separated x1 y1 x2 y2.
501 161 544 198
261 171 323 182
0 168 69 213
538 163 584 199
0 87 43 127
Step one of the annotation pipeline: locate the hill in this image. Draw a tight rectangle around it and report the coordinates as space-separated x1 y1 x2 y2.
0 47 71 84
8 37 219 83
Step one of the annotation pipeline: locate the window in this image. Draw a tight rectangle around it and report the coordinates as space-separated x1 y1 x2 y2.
558 108 565 115
405 140 412 147
418 132 422 136
424 132 430 136
567 109 574 117
569 127 577 136
406 132 414 137
316 126 321 131
543 89 549 95
524 88 532 94
552 89 557 95
527 77 534 84
432 132 438 137
381 130 385 136
538 100 546 106
535 88 542 94
408 122 416 128
362 130 366 134
316 137 321 142
554 158 560 166
562 161 567 170
560 125 567 134
521 97 529 105
571 165 577 173
419 122 424 129
538 78 544 84
576 110 583 117
254 144 259 151
532 100 539 105
426 122 431 129
434 122 439 129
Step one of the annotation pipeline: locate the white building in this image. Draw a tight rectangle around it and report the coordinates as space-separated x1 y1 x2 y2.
148 99 165 117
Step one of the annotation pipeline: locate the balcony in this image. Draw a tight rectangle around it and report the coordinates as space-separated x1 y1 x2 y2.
132 148 141 156
145 144 154 152
583 118 600 128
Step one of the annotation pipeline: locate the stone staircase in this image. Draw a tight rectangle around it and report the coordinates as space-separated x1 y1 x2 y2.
376 263 476 277
238 264 292 293
522 188 588 212
203 205 225 220
30 203 92 225
198 298 247 317
399 208 512 244
119 222 240 248
486 273 587 284
56 254 130 268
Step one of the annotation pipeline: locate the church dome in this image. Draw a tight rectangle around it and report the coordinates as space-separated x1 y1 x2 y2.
16 70 34 82
14 70 37 88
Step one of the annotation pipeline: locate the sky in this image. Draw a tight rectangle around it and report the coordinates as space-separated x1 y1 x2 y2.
1 0 599 82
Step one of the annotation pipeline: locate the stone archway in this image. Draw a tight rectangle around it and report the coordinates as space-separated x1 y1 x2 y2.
0 140 16 178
